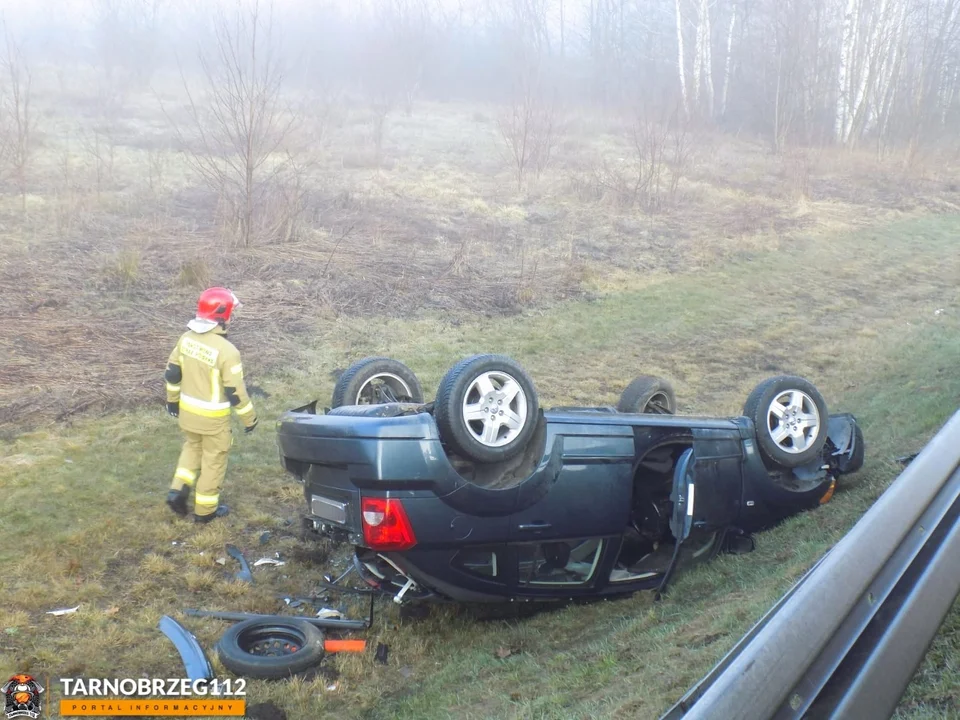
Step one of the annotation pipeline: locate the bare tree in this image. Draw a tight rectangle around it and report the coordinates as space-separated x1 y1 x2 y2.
497 69 559 190
80 124 117 205
92 0 166 98
0 23 34 213
374 0 443 115
494 0 560 189
163 0 302 247
587 0 629 106
904 0 960 159
589 103 692 211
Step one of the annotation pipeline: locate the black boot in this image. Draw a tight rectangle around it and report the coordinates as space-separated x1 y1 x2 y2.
166 487 190 517
193 505 230 524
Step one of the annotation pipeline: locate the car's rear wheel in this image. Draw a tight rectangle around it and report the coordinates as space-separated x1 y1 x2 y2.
743 375 829 469
434 354 540 463
331 357 424 408
617 375 677 414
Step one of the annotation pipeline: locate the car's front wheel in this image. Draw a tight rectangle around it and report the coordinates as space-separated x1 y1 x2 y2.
743 375 829 469
434 354 540 464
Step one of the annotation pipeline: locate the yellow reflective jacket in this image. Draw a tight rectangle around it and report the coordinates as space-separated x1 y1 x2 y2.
164 327 258 434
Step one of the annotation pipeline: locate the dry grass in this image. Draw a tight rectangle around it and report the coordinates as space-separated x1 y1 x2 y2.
3 82 959 431
1 211 958 719
2 71 960 718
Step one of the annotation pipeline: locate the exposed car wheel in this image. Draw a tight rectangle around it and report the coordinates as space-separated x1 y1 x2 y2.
617 376 677 414
215 618 325 680
331 357 424 408
434 354 540 464
743 375 829 469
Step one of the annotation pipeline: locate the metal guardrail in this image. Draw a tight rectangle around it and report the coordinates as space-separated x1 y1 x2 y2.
661 409 960 720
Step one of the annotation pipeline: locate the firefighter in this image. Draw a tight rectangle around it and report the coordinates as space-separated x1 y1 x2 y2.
164 287 259 523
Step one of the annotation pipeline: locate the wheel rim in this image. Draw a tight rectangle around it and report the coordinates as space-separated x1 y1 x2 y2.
238 627 306 657
461 370 528 447
765 389 821 454
355 373 413 404
644 391 672 414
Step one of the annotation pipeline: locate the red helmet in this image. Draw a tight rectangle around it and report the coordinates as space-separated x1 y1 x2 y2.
196 287 242 324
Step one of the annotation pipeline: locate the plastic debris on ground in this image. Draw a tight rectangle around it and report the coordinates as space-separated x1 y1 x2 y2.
225 544 254 583
46 605 80 616
253 558 286 567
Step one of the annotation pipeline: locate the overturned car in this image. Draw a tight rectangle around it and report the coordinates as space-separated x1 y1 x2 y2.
276 355 864 604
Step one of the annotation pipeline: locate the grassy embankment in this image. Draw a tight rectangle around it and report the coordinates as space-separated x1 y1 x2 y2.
1 211 958 718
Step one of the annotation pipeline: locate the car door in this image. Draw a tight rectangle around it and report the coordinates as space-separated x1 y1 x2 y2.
656 439 748 595
605 437 741 594
684 427 744 530
507 447 635 543
503 425 635 597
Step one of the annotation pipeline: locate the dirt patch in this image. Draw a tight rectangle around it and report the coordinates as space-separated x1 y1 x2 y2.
0 196 585 430
3 107 957 431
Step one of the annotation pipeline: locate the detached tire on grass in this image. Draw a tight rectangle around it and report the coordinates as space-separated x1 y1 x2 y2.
434 354 539 464
215 618 326 680
743 375 829 469
617 376 677 414
331 357 424 408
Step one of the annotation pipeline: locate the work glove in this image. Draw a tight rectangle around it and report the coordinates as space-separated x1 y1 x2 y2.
167 402 179 418
245 417 259 434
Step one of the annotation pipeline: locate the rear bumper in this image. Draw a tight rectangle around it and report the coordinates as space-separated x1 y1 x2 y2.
277 409 444 484
354 550 508 604
278 406 571 522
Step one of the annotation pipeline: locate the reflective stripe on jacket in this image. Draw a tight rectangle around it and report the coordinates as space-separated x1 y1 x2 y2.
164 327 257 433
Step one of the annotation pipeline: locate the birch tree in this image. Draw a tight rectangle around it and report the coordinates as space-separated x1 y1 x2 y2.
675 0 689 116
692 0 714 118
835 0 859 143
719 0 738 119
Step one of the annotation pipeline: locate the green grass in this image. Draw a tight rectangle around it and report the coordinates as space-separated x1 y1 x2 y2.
1 213 959 719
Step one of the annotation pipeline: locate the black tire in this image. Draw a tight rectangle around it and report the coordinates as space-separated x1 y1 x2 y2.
617 376 677 414
434 354 540 464
331 357 424 408
215 618 325 680
743 375 829 469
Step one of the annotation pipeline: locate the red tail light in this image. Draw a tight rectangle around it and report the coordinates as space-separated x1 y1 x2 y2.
360 497 417 551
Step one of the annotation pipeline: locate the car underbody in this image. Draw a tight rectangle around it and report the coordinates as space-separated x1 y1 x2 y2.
278 356 865 605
